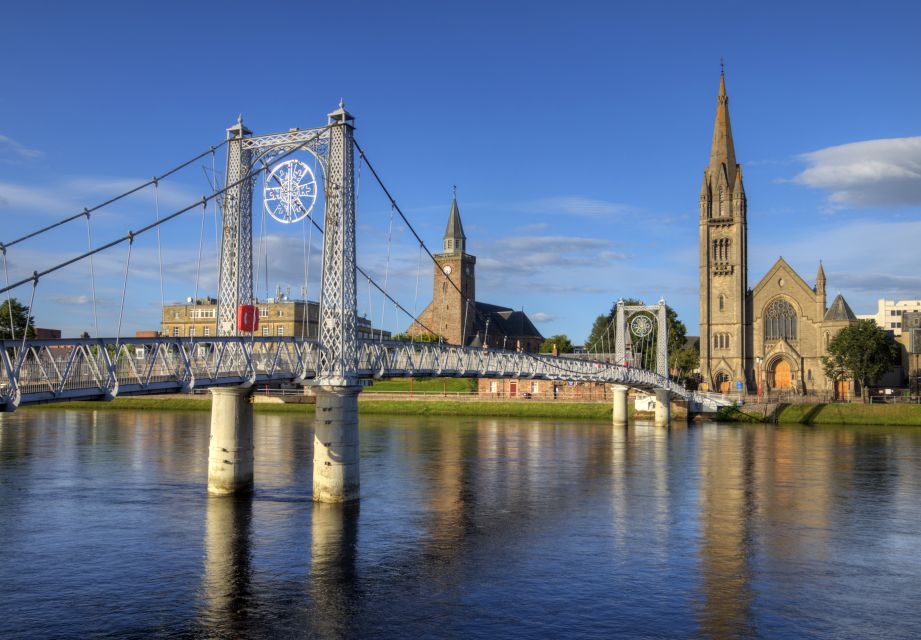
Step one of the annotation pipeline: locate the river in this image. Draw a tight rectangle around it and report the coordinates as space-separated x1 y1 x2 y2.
0 410 919 639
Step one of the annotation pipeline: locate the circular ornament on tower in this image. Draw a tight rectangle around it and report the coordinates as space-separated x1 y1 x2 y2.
264 159 318 224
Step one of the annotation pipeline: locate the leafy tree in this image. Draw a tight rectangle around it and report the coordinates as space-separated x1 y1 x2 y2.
391 331 444 343
672 343 700 380
0 298 35 340
540 334 574 354
584 298 688 370
821 319 899 403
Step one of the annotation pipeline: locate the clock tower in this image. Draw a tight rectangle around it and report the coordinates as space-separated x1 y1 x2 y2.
409 192 477 344
431 192 476 344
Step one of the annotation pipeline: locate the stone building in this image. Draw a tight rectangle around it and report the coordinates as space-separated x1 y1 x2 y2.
699 71 857 397
162 296 388 341
408 194 543 352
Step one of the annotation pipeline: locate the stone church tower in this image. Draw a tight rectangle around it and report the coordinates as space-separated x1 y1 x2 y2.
699 70 749 392
415 193 477 344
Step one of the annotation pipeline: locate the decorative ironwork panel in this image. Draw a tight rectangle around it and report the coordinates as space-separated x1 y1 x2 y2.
218 129 253 336
316 115 358 386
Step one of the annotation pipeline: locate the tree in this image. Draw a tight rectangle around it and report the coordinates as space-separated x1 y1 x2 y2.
672 342 700 381
540 334 574 354
0 298 35 340
391 332 444 343
583 298 688 370
821 319 899 403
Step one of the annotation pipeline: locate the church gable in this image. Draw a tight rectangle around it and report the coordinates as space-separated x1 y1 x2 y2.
751 257 820 321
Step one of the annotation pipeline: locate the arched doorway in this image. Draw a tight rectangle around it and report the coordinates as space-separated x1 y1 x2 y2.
771 360 792 390
715 372 731 394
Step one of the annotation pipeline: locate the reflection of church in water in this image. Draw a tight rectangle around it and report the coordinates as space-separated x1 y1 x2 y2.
698 71 857 395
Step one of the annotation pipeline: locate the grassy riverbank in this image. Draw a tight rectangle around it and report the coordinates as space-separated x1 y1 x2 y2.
23 396 623 420
716 402 921 426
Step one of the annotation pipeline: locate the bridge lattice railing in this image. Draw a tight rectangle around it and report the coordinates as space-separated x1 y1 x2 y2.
0 337 726 409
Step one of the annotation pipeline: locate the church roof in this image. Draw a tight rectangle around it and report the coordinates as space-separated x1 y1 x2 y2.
824 294 857 322
470 301 543 343
443 195 466 242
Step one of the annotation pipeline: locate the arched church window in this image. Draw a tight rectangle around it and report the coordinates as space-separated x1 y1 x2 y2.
714 335 719 350
765 299 798 340
718 295 724 311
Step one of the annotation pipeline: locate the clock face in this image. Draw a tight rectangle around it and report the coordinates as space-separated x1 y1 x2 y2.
443 265 452 275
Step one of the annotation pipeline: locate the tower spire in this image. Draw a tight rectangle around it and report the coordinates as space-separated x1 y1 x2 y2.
443 188 466 254
709 65 737 187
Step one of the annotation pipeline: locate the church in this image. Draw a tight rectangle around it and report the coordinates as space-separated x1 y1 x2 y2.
407 194 544 352
699 71 857 397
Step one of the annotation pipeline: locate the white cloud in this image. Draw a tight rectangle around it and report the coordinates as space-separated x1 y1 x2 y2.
531 311 556 322
0 134 43 161
792 136 921 209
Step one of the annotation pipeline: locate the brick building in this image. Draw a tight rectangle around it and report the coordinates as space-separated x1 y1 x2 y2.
408 194 543 352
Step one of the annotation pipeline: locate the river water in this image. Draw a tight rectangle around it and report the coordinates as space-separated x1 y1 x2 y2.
1 410 920 639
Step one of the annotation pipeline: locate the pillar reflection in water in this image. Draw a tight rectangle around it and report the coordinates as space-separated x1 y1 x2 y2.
201 494 255 636
309 502 360 638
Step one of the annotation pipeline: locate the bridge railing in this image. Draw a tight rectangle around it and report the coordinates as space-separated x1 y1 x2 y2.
0 337 700 410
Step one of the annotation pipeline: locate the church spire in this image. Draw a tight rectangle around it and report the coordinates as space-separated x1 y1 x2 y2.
816 260 826 289
443 187 466 254
709 67 737 188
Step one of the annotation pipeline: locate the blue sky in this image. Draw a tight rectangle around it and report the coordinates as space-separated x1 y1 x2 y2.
1 1 920 341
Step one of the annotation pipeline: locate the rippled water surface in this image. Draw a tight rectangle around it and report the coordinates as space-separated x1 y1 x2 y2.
2 410 921 639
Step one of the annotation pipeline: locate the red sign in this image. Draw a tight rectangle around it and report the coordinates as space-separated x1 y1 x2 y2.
237 304 259 333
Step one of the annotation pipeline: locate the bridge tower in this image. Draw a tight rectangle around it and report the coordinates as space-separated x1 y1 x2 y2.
217 118 254 337
312 103 361 503
208 104 361 501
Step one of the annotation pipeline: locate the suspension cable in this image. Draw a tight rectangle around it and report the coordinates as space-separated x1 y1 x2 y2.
379 204 394 341
2 249 15 340
154 179 165 317
85 214 99 338
412 242 423 341
191 199 207 348
114 236 133 350
0 126 331 296
0 140 228 251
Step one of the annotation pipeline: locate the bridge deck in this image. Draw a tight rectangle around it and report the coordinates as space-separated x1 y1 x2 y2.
0 337 731 411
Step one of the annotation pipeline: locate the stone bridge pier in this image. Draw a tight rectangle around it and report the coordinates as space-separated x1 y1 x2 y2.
312 386 361 503
654 389 671 426
207 387 255 495
612 385 629 426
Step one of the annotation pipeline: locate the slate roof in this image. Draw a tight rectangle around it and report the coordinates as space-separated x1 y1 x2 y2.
824 294 857 322
468 301 543 344
443 196 466 242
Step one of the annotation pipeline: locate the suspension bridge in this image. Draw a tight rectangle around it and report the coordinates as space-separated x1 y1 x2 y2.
0 103 732 502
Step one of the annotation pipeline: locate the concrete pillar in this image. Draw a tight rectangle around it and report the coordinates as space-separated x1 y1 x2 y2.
612 385 628 426
313 386 361 503
655 389 671 427
208 387 254 495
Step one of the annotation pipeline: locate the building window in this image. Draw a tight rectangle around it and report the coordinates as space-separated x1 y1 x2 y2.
277 326 284 336
172 327 179 337
719 295 725 311
259 307 268 318
262 326 269 336
489 381 497 393
189 328 195 338
765 299 797 340
531 382 539 393
203 327 210 337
